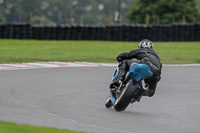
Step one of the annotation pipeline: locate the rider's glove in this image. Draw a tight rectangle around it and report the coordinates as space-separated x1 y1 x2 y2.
116 56 122 62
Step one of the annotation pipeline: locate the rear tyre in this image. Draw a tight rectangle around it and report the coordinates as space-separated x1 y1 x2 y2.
114 80 138 111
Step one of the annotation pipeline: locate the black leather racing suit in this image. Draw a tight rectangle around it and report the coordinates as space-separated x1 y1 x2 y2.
116 48 162 96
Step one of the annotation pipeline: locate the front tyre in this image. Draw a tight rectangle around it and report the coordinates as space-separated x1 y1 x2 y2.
114 80 138 111
105 98 113 108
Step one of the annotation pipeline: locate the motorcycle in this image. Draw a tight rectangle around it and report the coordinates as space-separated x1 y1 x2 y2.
105 63 153 111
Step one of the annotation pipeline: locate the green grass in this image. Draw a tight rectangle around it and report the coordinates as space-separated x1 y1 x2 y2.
0 121 86 133
0 39 200 64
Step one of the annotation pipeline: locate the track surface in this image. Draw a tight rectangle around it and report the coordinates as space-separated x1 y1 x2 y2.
0 66 200 133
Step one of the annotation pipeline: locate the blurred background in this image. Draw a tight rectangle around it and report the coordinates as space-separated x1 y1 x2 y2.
0 0 200 25
0 0 134 25
0 0 200 41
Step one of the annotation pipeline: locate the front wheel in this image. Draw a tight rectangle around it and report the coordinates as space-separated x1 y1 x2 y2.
114 80 139 111
105 98 113 108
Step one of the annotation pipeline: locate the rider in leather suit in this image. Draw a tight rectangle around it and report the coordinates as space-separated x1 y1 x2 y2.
111 39 162 97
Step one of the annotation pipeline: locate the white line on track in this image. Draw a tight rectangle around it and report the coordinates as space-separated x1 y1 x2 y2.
0 62 199 71
0 62 117 71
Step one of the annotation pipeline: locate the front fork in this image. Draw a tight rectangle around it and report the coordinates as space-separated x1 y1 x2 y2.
109 93 116 105
109 72 137 104
109 81 122 104
109 79 125 105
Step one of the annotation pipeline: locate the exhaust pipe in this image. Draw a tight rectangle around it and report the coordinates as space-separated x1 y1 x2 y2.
143 84 149 91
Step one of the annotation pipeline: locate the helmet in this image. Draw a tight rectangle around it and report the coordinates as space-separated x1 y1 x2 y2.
138 39 153 48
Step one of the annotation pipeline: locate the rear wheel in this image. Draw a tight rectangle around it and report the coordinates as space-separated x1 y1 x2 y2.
114 80 138 111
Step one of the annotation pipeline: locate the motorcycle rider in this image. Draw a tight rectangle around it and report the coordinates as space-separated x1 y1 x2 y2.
110 39 162 97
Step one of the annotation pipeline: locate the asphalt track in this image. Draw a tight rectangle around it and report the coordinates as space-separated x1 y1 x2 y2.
0 65 200 133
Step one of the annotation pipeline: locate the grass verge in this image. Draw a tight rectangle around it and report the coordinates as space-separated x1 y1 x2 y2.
0 121 86 133
0 39 200 64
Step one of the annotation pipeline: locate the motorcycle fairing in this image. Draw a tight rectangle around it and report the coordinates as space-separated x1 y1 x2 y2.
128 63 153 82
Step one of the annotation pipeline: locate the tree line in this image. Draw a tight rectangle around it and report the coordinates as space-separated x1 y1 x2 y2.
0 0 134 25
127 0 200 24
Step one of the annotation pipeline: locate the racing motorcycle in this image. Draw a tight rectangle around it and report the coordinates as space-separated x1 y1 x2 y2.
105 63 153 111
